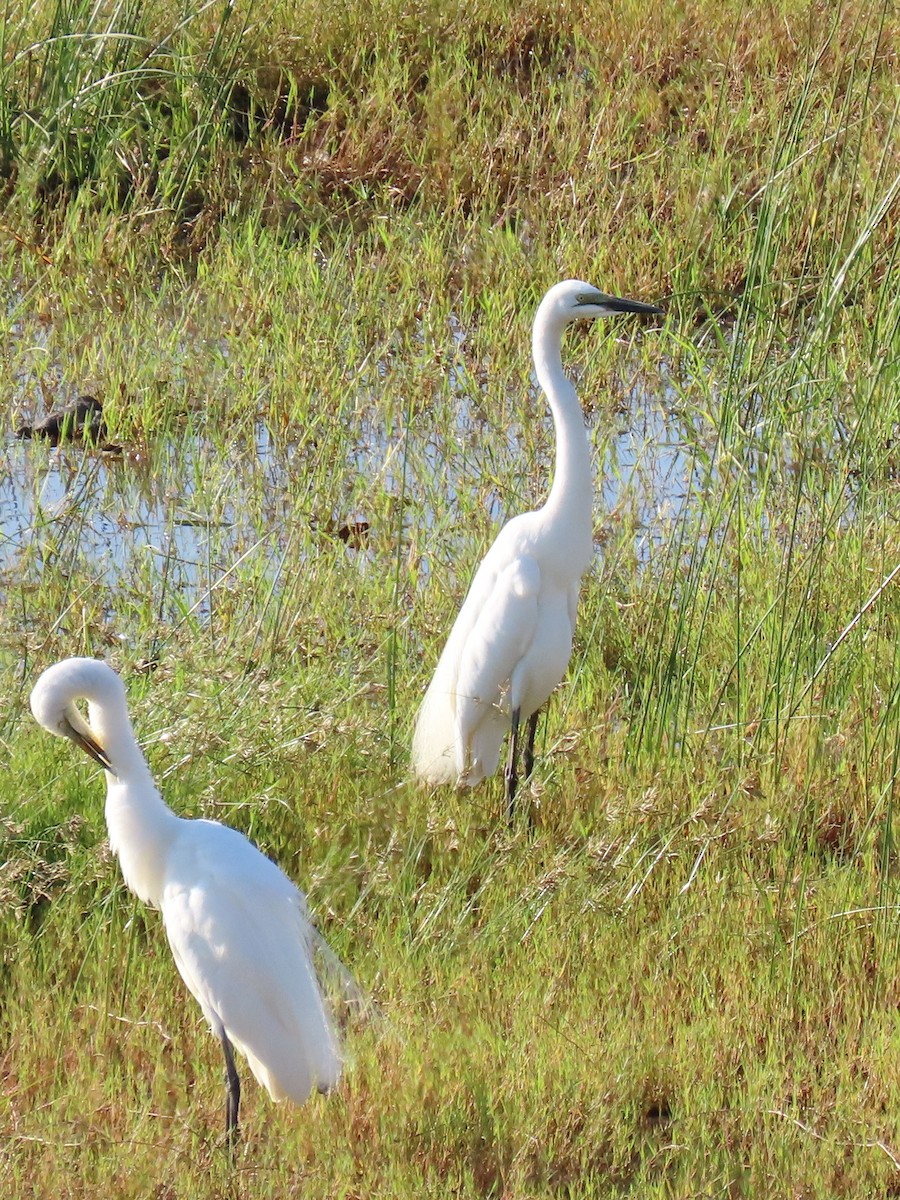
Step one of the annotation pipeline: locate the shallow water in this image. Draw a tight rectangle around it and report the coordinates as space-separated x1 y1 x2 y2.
1 374 701 614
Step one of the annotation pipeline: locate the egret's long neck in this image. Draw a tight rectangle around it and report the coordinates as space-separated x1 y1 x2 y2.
532 313 593 532
89 697 178 907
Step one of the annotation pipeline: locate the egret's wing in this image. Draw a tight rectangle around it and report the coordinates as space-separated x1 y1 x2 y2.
160 821 342 1104
412 517 535 783
453 554 541 781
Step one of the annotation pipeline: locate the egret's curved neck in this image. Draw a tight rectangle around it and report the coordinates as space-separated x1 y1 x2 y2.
532 311 593 528
88 696 153 783
88 695 178 905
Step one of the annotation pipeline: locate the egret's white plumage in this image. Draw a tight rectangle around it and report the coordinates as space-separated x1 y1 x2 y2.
412 279 663 818
30 656 342 1134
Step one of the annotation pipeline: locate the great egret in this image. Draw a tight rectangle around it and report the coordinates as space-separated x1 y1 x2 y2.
30 657 343 1140
412 280 663 821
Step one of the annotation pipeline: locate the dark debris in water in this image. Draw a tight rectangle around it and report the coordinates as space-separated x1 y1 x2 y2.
322 517 371 549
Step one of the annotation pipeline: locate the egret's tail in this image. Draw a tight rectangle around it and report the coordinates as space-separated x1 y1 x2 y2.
310 926 375 1022
413 664 513 788
411 671 459 785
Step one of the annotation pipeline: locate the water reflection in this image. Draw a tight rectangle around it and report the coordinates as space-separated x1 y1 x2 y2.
4 354 839 644
2 381 697 584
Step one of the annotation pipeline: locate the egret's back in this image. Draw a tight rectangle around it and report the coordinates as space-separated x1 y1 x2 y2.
162 820 341 1104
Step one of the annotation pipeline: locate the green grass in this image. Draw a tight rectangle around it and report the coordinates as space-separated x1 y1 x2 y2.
4 0 900 1195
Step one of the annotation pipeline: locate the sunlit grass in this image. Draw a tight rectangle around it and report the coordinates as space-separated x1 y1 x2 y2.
4 0 900 1196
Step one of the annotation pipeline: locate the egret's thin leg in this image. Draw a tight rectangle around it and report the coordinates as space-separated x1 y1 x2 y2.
523 711 539 781
505 707 521 825
221 1030 241 1143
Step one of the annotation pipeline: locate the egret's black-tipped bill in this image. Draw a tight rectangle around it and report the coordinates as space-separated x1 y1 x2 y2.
63 717 114 772
577 290 664 316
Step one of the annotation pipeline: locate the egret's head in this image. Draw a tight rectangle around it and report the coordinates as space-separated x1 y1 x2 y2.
540 278 664 325
30 659 117 772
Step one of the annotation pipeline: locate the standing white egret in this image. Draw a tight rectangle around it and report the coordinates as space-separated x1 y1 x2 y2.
30 657 343 1140
412 280 663 822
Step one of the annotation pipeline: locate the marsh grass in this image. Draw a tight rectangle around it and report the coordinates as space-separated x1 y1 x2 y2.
5 0 900 1196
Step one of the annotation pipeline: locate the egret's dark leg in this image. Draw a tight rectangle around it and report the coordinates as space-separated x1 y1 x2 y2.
523 710 540 781
505 707 521 826
221 1030 241 1144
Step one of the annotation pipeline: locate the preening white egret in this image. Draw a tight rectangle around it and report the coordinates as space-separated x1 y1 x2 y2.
30 657 343 1140
412 280 663 822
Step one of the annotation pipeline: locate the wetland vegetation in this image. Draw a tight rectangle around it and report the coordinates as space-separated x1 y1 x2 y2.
3 0 900 1195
